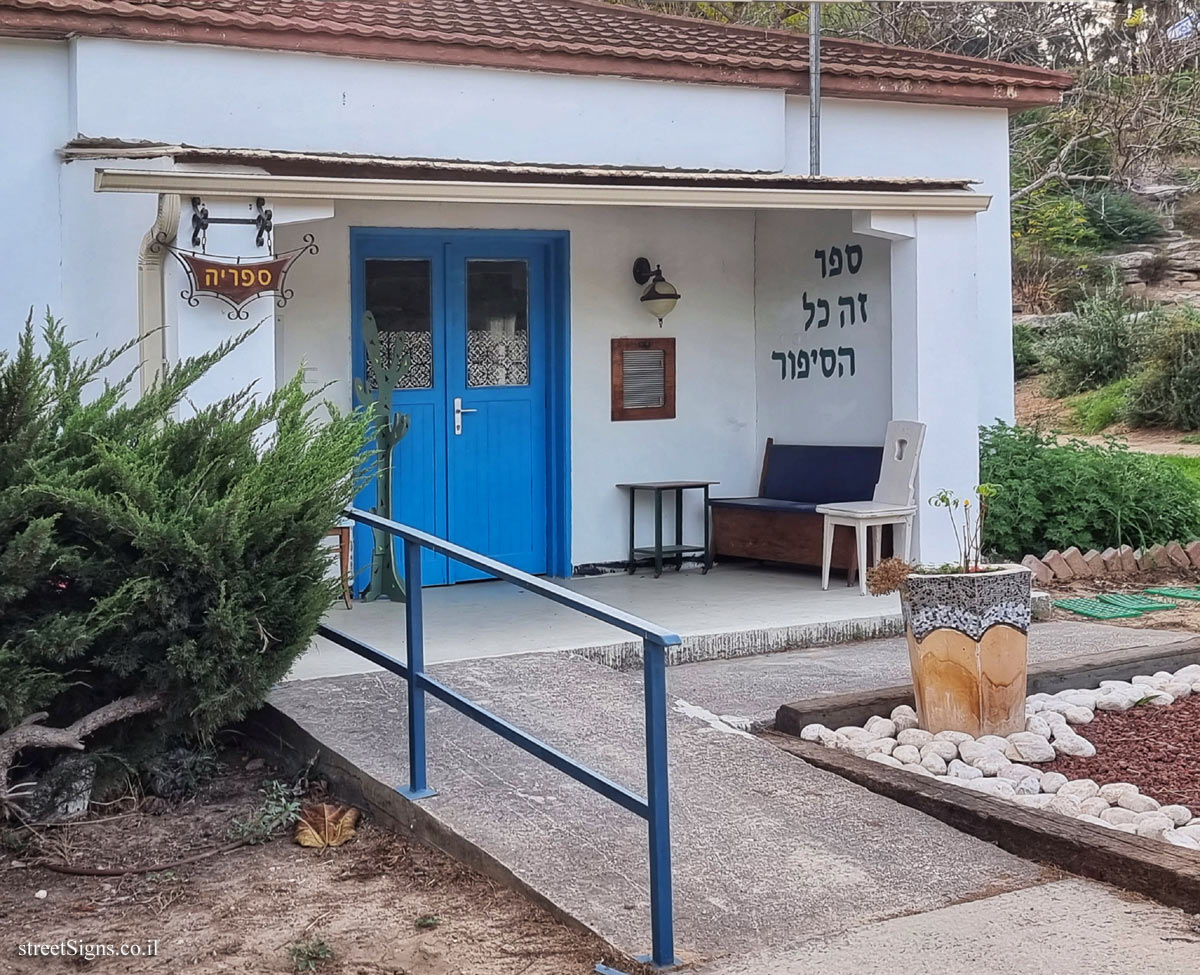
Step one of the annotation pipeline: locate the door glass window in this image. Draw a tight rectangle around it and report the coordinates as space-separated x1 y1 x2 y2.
365 259 433 389
466 259 530 387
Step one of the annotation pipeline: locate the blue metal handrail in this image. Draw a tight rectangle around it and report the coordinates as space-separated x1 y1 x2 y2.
317 507 680 968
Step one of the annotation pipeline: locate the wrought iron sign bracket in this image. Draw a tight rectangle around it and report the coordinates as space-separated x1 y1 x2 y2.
191 196 274 249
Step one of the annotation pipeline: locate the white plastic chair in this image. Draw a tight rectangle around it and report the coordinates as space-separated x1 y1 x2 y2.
816 420 926 595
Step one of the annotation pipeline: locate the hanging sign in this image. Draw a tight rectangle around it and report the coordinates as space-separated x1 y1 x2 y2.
167 234 318 319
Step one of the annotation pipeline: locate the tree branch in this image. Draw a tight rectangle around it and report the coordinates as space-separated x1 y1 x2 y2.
1 693 166 805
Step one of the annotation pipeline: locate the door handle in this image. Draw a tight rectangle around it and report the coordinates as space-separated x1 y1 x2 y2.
453 397 477 436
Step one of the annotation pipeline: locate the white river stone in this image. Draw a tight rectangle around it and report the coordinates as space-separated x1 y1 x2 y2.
920 740 959 762
1080 797 1111 818
1057 778 1100 801
1098 782 1139 804
1160 804 1193 826
865 716 898 739
1004 732 1055 763
1040 772 1069 794
947 759 983 781
892 744 921 765
897 728 934 748
1118 793 1161 813
866 753 903 768
1100 807 1138 826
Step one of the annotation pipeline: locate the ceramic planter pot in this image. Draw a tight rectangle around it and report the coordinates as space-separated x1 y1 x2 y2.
901 565 1033 736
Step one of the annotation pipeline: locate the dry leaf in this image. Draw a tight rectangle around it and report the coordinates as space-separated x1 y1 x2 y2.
294 803 360 848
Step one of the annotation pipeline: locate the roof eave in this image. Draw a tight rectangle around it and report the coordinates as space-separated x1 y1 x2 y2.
0 10 1067 110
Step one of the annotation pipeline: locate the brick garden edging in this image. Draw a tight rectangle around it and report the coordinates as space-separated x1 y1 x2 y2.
1022 539 1200 585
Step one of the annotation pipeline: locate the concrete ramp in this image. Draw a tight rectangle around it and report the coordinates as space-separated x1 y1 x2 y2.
269 652 1049 968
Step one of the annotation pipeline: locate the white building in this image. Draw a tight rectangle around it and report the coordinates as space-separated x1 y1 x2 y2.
0 0 1070 580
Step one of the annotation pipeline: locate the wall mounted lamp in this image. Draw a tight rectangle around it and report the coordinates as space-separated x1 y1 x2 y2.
632 257 681 326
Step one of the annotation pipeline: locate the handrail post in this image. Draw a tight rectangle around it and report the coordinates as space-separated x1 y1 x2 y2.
399 538 436 800
642 635 675 968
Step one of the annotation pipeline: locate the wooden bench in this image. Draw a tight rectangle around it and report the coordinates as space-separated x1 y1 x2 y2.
709 439 890 575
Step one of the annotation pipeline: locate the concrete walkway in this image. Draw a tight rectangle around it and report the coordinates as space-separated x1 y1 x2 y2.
269 622 1200 972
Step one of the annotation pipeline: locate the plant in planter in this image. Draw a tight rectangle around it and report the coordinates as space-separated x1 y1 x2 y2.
868 486 1032 737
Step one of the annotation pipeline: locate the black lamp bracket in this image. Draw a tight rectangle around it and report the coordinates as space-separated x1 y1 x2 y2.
632 257 665 286
191 196 274 250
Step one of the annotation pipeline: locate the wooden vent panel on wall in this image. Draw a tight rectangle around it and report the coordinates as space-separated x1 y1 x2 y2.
611 337 675 420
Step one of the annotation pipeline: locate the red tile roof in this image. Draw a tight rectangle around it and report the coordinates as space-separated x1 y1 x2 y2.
0 0 1072 108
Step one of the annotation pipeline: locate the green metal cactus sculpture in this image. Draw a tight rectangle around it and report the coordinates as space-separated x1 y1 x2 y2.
353 310 413 602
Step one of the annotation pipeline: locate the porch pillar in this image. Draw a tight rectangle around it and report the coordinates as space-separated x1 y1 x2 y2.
856 210 982 565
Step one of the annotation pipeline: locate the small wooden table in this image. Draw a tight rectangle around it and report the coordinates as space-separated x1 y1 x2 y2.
616 481 717 578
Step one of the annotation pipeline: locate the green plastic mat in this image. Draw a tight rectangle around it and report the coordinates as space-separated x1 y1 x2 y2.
1053 597 1144 619
1097 593 1177 611
1145 586 1200 602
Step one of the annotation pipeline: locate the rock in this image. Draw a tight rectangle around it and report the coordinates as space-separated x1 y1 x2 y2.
850 738 896 759
1146 691 1175 707
1051 732 1096 758
1131 674 1166 690
1043 549 1073 581
1186 539 1200 567
1063 706 1094 726
1061 546 1091 577
1176 824 1200 842
1163 681 1192 699
865 716 897 739
1083 549 1106 576
1080 797 1111 818
34 890 47 900
800 723 829 742
997 763 1041 784
977 735 1009 752
1100 807 1138 826
818 729 849 750
1095 688 1137 711
866 753 903 768
892 744 922 765
1057 778 1100 801
1100 547 1122 575
1165 830 1200 850
958 740 992 764
1119 544 1137 574
1098 782 1139 804
890 706 919 732
948 759 983 781
1118 793 1161 813
973 752 1012 777
1147 543 1170 570
901 763 935 778
1014 793 1056 809
1048 794 1081 817
1160 804 1193 827
1057 690 1098 710
28 755 97 823
1042 710 1068 728
1022 554 1053 585
897 728 934 747
920 752 948 775
1013 775 1042 796
837 726 874 740
920 740 959 762
1024 715 1052 738
1134 814 1174 838
1040 772 1069 794
1174 664 1200 681
932 730 974 745
1004 732 1055 763
962 778 1017 799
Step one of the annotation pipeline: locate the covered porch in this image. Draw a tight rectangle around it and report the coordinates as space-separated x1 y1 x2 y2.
290 561 902 681
93 151 996 585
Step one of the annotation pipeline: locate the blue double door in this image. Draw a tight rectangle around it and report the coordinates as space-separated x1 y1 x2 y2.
352 231 554 585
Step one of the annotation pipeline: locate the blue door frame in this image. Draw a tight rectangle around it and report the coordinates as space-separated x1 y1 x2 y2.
350 228 571 589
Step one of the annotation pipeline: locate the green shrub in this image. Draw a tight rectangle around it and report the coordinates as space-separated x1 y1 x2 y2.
1011 241 1107 314
1040 275 1157 395
1012 191 1103 254
1066 378 1133 433
0 317 371 770
1162 455 1200 487
1125 308 1200 431
1012 321 1044 379
979 422 1200 559
1074 188 1162 245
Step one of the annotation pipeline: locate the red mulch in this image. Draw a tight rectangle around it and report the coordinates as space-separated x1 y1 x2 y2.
1043 694 1200 811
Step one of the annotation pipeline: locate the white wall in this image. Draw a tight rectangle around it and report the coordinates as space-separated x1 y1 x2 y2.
754 209 892 447
0 40 69 340
275 202 764 567
783 96 1014 427
70 37 785 172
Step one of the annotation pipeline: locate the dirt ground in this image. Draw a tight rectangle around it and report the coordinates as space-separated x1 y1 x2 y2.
1043 566 1200 635
0 759 637 975
1014 377 1200 456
